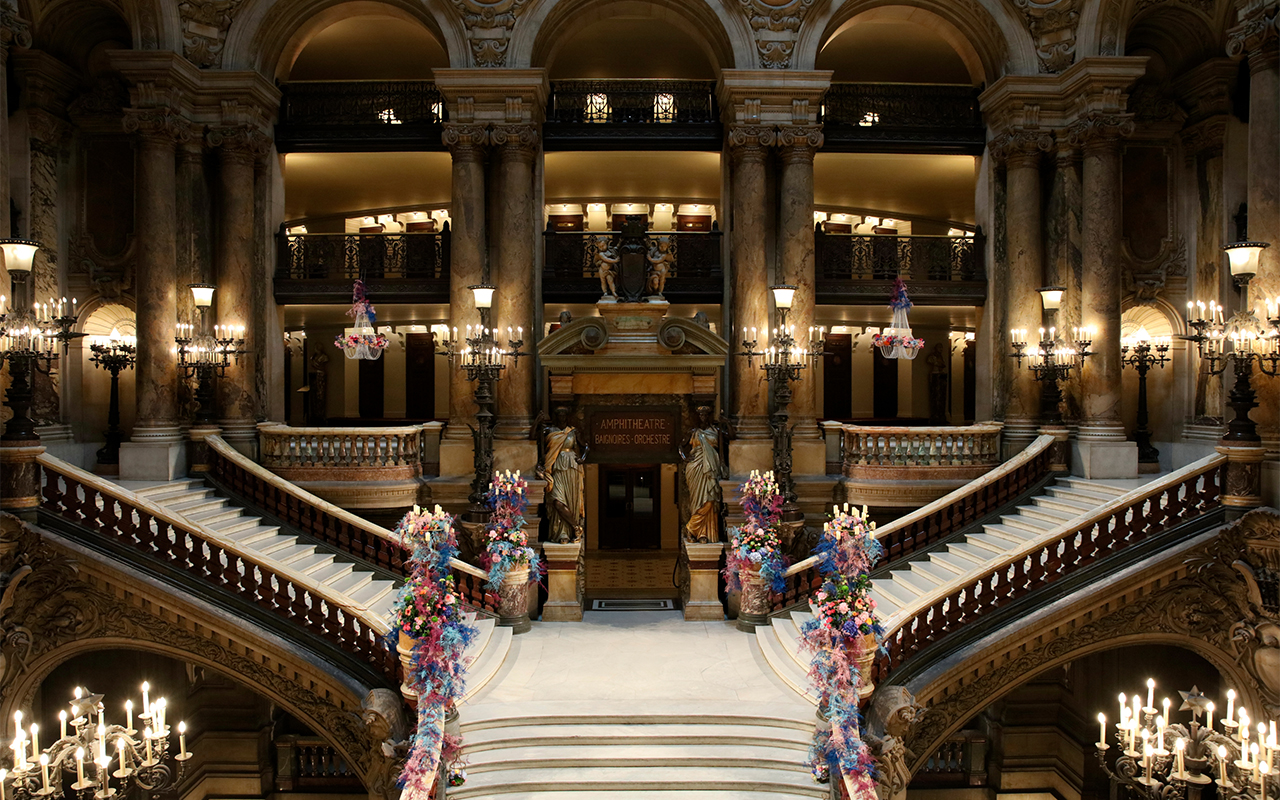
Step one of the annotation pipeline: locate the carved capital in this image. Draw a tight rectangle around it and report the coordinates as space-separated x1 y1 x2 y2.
205 125 272 163
736 0 817 69
989 128 1054 166
123 108 195 147
1014 0 1080 73
442 122 490 159
1064 112 1134 151
490 123 539 159
1179 117 1228 164
449 0 532 67
1226 1 1279 71
27 110 71 154
776 124 823 161
0 6 31 52
727 124 776 163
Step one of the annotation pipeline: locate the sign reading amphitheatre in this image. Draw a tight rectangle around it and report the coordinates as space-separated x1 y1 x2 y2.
585 407 680 463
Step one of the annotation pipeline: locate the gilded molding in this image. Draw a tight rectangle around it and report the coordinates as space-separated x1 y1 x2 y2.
449 0 533 67
736 0 818 69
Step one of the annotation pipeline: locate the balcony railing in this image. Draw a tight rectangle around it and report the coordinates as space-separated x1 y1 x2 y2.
544 79 721 150
274 736 364 792
274 230 449 304
276 80 446 152
543 229 723 302
820 83 984 154
815 230 986 305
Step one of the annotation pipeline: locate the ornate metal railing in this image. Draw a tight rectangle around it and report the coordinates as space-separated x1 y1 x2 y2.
276 80 446 152
36 454 401 684
912 731 989 787
821 83 984 154
815 231 986 304
543 230 723 301
544 79 720 149
843 423 1002 474
258 422 438 482
874 453 1225 680
274 736 363 791
770 435 1055 612
274 230 449 303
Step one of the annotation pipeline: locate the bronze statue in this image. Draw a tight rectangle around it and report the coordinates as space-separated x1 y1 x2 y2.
535 407 589 543
679 406 729 543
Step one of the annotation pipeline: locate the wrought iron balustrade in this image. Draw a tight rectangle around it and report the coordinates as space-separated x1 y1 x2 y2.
544 79 721 150
543 229 723 301
815 230 986 304
274 230 450 304
820 82 984 154
276 80 446 152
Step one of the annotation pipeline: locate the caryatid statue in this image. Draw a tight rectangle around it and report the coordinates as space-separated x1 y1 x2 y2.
679 405 729 543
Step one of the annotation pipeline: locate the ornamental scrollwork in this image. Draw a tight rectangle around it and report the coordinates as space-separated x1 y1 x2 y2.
988 129 1054 164
449 0 533 67
1226 1 1278 61
1014 0 1079 73
736 0 818 69
1064 112 1135 149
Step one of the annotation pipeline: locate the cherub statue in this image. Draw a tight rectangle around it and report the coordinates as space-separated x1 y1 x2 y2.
593 235 619 299
646 236 674 299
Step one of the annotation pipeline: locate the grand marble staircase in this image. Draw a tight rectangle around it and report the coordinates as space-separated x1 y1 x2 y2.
756 476 1133 701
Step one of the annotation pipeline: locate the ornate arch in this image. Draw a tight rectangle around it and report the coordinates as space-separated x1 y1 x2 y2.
889 509 1280 772
1078 0 1234 60
0 514 404 796
222 0 466 78
1120 294 1188 336
513 0 752 71
796 0 1036 81
119 0 181 51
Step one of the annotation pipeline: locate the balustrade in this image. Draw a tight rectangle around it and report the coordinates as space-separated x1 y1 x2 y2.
815 231 986 306
543 230 723 301
545 79 720 148
275 230 450 304
914 731 989 787
274 736 362 791
259 422 432 480
821 83 984 154
844 422 1002 470
277 80 446 152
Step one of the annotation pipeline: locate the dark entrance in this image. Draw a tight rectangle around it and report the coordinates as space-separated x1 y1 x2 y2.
873 348 899 418
823 333 853 419
598 464 661 550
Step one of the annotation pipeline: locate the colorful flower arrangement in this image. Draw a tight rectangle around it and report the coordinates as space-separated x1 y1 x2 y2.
335 280 389 360
724 470 789 593
335 330 390 351
483 470 541 590
799 503 884 792
870 332 925 351
392 503 478 796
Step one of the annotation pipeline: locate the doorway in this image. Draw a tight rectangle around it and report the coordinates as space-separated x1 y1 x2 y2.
823 333 853 419
598 465 661 550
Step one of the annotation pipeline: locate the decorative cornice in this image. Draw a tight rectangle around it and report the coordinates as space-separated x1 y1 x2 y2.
1013 0 1080 73
449 0 533 67
735 0 818 69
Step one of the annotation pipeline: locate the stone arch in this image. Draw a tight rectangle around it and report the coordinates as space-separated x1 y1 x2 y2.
1120 296 1187 337
514 0 752 72
222 0 466 79
119 0 182 52
796 0 1035 82
1078 0 1234 61
30 0 132 74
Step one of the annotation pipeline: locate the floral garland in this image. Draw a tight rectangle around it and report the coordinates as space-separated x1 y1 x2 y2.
392 504 479 796
483 470 541 591
870 332 925 351
724 470 789 593
335 330 390 351
799 504 884 794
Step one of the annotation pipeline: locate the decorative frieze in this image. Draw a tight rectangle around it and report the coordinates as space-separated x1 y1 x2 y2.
449 0 532 67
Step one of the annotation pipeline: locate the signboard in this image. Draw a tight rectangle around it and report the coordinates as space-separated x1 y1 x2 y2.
585 406 681 463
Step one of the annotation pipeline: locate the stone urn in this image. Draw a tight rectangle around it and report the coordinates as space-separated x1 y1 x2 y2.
497 564 532 633
737 562 770 632
396 629 418 707
852 632 878 699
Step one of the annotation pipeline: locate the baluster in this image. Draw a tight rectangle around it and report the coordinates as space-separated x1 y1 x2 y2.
291 582 310 625
308 594 330 641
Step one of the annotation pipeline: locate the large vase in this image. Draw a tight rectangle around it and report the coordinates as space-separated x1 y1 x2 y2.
737 563 770 632
853 632 878 699
497 564 532 633
397 630 418 707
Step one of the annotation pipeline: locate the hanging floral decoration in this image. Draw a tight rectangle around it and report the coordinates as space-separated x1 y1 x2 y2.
724 470 790 593
799 503 884 792
483 470 542 591
391 504 479 796
335 280 389 360
872 277 925 360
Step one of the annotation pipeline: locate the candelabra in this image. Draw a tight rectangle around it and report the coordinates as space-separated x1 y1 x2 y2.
1182 242 1279 443
1008 287 1093 427
1096 679 1276 800
737 285 825 516
435 285 526 519
1 240 82 442
1 684 192 800
1120 328 1172 467
88 329 138 467
175 285 245 425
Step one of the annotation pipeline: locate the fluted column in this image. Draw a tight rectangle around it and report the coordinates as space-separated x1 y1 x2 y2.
728 125 775 440
1228 7 1280 450
207 125 270 452
490 123 539 442
1067 112 1137 476
122 109 190 445
442 123 489 443
776 125 822 438
991 130 1053 454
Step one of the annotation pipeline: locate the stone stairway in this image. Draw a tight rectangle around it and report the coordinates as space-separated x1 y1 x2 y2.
454 702 823 799
756 476 1131 701
119 478 511 703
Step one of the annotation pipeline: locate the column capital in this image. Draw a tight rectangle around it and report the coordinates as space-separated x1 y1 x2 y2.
27 108 71 154
0 6 31 60
727 124 776 163
989 128 1054 166
124 107 195 146
442 122 490 158
490 122 539 160
1064 112 1134 152
775 124 823 162
206 125 272 163
1226 1 1279 73
1179 116 1228 164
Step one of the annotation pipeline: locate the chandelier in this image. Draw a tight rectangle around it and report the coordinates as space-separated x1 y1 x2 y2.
874 278 924 360
335 280 388 361
2 684 191 800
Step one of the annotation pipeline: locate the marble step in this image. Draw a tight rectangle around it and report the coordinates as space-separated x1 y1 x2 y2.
133 480 204 501
979 523 1037 544
1058 477 1128 497
461 722 812 752
754 624 817 704
168 496 229 516
448 765 828 798
464 743 809 772
1000 513 1056 534
1014 504 1077 525
1032 495 1097 515
1046 485 1117 506
461 623 513 703
187 507 249 528
769 615 808 671
225 525 284 546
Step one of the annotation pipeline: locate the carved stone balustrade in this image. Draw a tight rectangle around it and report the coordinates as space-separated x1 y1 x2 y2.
840 422 1004 508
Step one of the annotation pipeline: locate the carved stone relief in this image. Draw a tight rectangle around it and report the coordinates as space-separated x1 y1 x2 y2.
736 0 818 69
1124 235 1187 305
1014 0 1080 73
449 0 532 67
177 0 248 68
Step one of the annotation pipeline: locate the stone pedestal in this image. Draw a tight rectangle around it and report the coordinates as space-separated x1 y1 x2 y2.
1217 443 1265 513
119 438 187 481
540 541 583 622
683 541 725 622
396 631 417 706
497 564 533 634
736 564 770 632
1071 440 1138 479
0 442 45 513
1039 425 1071 474
187 425 222 474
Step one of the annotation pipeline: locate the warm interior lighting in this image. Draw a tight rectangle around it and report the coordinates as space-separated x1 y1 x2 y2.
0 239 40 273
1222 241 1268 277
189 284 216 308
1038 286 1066 311
471 284 495 309
771 285 796 310
653 92 676 123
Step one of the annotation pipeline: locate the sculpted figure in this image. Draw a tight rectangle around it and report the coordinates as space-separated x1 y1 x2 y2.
679 406 729 543
646 236 674 298
593 235 619 298
535 407 589 543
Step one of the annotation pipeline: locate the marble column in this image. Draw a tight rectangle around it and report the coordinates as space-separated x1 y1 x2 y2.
1067 113 1138 477
0 12 29 240
119 109 190 479
727 125 775 443
26 111 69 427
991 130 1053 455
1228 13 1280 451
1182 119 1229 424
490 123 539 447
208 125 269 453
442 123 489 460
776 125 822 441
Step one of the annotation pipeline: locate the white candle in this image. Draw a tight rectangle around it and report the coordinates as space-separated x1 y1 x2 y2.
144 729 153 763
39 754 49 791
178 722 187 757
59 712 67 740
141 682 150 716
28 725 37 761
1227 689 1235 723
75 747 85 785
1098 713 1107 745
125 701 133 732
2 768 7 800
1218 745 1230 783
1147 678 1155 710
1207 702 1215 731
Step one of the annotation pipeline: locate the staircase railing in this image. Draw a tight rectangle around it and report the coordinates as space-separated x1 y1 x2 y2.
770 434 1055 612
875 452 1225 679
36 453 401 683
205 435 496 613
